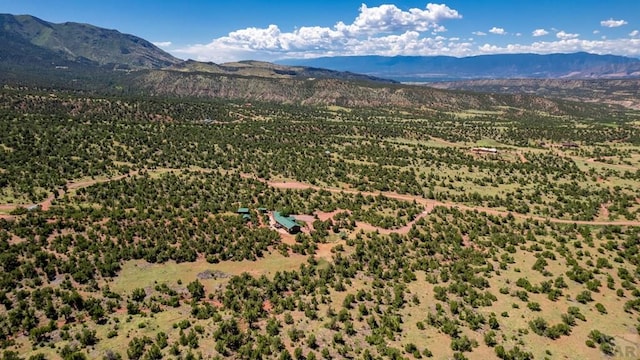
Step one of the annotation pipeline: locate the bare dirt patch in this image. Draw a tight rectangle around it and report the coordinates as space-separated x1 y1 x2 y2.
518 152 528 163
315 242 336 260
279 232 296 245
0 213 15 220
0 204 15 211
293 214 316 223
599 202 611 219
262 299 273 312
316 209 345 221
268 181 312 190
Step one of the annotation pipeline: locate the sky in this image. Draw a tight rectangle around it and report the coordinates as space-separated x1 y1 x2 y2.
2 0 640 63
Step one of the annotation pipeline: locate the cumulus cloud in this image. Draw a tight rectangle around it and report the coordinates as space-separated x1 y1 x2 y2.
152 41 172 47
601 18 628 28
630 30 639 37
556 31 579 39
335 3 461 35
532 29 548 37
171 3 640 62
478 38 640 57
175 3 464 62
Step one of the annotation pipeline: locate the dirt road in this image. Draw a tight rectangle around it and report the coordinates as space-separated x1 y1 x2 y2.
0 171 140 212
263 178 640 228
2 169 639 230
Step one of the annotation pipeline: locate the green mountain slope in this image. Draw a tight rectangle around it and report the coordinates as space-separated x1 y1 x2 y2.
0 14 180 69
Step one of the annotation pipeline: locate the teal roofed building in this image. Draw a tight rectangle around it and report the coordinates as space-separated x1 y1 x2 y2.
273 211 300 234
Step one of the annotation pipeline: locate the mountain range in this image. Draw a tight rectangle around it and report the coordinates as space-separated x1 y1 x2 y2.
0 14 180 70
279 53 640 81
0 14 395 86
0 13 638 112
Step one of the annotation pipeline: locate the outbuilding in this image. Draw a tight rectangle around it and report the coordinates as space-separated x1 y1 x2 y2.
471 147 498 154
273 211 301 234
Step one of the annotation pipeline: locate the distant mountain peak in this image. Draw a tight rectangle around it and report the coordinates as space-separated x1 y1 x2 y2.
278 53 640 81
0 13 180 70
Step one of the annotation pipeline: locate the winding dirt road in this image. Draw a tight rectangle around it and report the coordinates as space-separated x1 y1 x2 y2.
2 169 639 230
262 178 640 228
0 171 140 217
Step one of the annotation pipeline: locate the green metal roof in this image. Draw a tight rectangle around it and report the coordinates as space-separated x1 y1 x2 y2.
273 211 299 231
237 207 250 214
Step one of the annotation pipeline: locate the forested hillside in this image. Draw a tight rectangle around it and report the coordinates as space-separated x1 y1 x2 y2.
1 87 640 359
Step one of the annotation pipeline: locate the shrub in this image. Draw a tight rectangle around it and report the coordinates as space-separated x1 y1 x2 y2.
595 303 607 314
527 302 541 311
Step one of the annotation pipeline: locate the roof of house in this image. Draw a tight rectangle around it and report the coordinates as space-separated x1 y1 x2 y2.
471 147 498 153
273 211 299 230
237 207 250 214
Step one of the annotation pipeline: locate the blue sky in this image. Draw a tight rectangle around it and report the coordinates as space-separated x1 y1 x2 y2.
2 0 639 62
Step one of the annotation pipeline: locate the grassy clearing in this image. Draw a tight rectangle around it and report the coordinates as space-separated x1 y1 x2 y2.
446 109 504 118
326 105 352 113
109 252 311 295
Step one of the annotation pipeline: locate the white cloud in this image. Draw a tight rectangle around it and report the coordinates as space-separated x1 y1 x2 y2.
532 29 548 37
335 3 461 35
601 18 628 28
175 3 464 62
593 30 600 34
556 31 579 40
152 41 172 47
170 3 640 62
431 24 447 33
478 38 640 57
630 30 639 37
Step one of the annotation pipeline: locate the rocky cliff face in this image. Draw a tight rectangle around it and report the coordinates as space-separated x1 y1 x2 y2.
429 79 640 110
129 70 591 115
